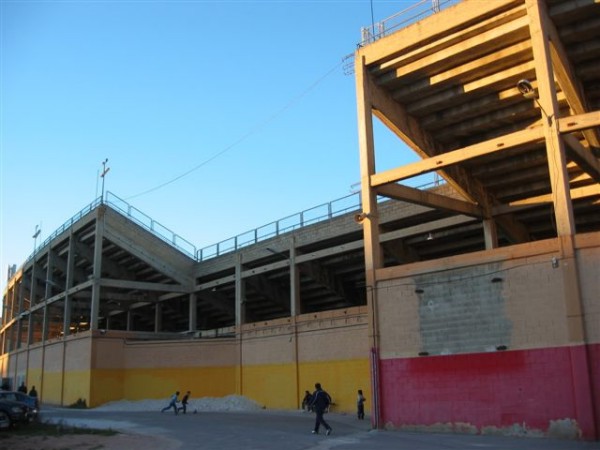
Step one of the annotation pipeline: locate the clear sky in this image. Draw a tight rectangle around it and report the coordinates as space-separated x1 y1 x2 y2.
1 0 433 296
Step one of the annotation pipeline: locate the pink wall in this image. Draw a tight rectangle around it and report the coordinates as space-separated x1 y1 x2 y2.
379 344 599 439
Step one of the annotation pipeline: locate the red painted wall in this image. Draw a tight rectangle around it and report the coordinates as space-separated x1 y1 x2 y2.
589 344 600 438
379 344 599 439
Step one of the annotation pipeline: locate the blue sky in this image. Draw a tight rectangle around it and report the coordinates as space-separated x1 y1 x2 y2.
1 0 432 295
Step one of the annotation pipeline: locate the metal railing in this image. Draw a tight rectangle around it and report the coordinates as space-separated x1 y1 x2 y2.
18 177 443 272
21 193 198 267
105 192 197 258
196 192 362 261
25 197 103 264
360 0 461 46
18 191 362 266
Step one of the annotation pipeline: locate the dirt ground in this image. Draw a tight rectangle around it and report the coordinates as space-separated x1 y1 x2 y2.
0 432 181 449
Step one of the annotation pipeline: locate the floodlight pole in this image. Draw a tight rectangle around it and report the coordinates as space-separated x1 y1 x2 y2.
100 158 110 203
32 224 41 253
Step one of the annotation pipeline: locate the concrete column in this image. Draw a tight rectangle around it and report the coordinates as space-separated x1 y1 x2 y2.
525 0 596 438
39 252 54 405
188 294 197 332
356 53 383 429
90 208 105 330
63 232 75 337
526 0 576 237
27 313 34 346
235 253 245 397
30 258 38 308
154 303 162 333
235 254 245 326
289 238 301 316
483 219 498 250
1 286 10 327
27 257 38 346
289 237 301 408
16 282 24 349
43 251 55 342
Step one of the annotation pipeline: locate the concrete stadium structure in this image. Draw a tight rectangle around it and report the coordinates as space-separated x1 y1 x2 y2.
2 0 599 440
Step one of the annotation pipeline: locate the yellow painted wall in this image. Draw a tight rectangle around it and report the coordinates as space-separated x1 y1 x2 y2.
242 363 297 409
89 369 124 407
236 308 370 412
238 358 370 413
124 366 236 400
41 371 66 405
62 370 91 407
299 359 370 414
88 366 236 407
39 340 67 405
4 307 370 412
26 367 42 394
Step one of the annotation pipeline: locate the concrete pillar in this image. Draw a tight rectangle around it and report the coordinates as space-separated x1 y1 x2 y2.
154 303 162 333
43 251 55 342
289 238 301 316
525 0 596 438
189 294 197 332
483 219 498 250
356 53 383 429
16 282 24 349
63 232 75 337
235 254 245 326
526 0 576 237
90 207 105 330
235 253 245 397
27 257 38 346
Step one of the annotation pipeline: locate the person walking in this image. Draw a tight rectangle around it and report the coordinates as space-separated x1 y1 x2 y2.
18 382 27 394
161 391 180 415
178 391 191 414
301 390 313 412
310 382 332 435
357 389 366 420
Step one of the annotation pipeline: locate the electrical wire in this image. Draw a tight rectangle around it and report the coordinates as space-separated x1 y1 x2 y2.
126 59 344 201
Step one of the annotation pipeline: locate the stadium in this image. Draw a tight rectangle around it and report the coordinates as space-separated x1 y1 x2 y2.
2 0 599 440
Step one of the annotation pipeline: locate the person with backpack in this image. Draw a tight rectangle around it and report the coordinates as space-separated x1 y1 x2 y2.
309 382 332 435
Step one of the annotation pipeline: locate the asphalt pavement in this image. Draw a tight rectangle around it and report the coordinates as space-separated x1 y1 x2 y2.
39 407 600 450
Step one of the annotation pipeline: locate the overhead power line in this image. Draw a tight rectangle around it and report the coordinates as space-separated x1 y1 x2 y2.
126 59 344 201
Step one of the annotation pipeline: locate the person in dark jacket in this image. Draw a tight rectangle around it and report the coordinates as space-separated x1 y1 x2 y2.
309 382 332 435
28 386 39 409
178 391 191 414
301 390 313 412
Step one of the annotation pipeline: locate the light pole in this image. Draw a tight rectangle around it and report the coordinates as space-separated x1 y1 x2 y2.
32 224 41 253
100 158 110 203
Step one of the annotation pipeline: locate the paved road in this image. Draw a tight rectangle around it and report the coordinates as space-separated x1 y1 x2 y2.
40 407 600 450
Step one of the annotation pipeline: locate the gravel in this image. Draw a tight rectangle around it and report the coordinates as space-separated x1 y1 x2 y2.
93 394 263 413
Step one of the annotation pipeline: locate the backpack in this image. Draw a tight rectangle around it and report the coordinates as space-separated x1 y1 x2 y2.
323 391 331 407
312 390 331 410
